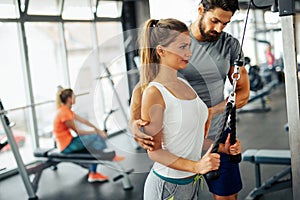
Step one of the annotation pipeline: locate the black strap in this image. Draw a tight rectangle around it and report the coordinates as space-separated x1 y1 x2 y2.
0 100 10 126
229 105 237 145
237 0 252 61
210 102 233 153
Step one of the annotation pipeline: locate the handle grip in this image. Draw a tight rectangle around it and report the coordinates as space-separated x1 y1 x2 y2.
229 134 242 163
229 109 241 163
230 153 242 163
204 170 220 180
204 143 220 180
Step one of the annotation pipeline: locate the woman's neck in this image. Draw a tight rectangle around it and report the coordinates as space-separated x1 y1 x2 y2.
155 65 178 83
64 103 72 109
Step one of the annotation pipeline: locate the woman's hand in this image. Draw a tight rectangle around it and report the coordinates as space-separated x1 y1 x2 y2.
194 145 220 174
95 128 107 139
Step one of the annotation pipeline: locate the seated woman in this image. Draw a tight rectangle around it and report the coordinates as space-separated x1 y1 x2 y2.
53 88 124 183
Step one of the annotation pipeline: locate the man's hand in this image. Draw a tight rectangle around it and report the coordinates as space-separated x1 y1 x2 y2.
130 119 155 151
224 134 242 155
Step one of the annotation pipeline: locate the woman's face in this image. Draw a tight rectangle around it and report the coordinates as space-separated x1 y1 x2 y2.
160 31 192 70
68 93 76 105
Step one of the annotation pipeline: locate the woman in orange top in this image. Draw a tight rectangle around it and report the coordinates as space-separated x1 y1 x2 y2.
53 88 123 183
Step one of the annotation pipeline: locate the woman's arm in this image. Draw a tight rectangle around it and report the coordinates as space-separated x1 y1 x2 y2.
74 114 97 129
129 84 155 150
148 131 220 174
71 114 107 138
142 86 220 174
65 120 78 133
64 119 94 135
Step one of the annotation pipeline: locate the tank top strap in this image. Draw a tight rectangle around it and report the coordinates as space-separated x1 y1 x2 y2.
147 82 173 108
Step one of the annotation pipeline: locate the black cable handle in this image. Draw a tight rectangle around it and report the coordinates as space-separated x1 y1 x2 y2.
204 102 233 180
229 105 242 163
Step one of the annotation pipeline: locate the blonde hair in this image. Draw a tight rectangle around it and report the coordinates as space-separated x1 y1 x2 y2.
139 18 188 91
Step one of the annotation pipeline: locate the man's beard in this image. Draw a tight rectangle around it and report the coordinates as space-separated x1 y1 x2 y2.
199 17 221 42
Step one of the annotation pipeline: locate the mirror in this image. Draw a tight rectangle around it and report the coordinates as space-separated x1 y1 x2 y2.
251 0 275 9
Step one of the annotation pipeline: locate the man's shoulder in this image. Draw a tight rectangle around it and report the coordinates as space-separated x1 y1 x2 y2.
220 32 239 44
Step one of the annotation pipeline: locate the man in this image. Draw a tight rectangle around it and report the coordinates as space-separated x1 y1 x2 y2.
130 0 250 199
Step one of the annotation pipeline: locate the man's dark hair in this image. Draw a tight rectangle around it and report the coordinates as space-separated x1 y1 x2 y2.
200 0 240 15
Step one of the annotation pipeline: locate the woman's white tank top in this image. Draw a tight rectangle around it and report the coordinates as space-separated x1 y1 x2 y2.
148 78 208 178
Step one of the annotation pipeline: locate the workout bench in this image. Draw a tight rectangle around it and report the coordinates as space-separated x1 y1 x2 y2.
242 149 291 200
13 147 134 200
0 99 133 200
33 148 133 188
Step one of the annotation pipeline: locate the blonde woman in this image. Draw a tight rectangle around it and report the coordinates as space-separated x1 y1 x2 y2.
137 18 225 200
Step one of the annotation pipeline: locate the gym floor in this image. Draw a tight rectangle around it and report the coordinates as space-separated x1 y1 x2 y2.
0 85 292 200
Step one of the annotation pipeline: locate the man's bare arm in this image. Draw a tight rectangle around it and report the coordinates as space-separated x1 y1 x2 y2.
228 66 250 109
210 66 250 116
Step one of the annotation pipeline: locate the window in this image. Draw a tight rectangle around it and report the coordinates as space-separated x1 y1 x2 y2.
26 22 66 103
0 109 34 172
28 0 62 16
25 22 66 147
149 0 196 24
0 23 34 170
0 23 26 109
64 23 94 88
63 0 93 20
0 0 19 18
97 1 122 18
95 22 129 134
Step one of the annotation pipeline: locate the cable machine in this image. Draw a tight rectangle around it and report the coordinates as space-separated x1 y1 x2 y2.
250 1 300 199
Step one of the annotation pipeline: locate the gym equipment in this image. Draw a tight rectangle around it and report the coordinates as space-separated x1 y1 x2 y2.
0 138 8 150
0 137 8 171
0 99 133 200
33 148 134 189
245 2 299 198
96 63 140 149
0 100 38 200
237 57 273 113
242 149 291 200
238 61 281 113
249 65 264 92
251 0 277 9
238 81 275 113
284 123 289 132
243 54 282 113
244 68 271 112
204 67 242 180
